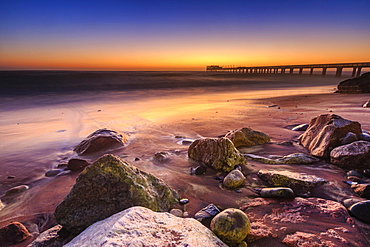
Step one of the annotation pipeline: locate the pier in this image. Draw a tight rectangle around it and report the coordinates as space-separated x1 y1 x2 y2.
206 62 370 77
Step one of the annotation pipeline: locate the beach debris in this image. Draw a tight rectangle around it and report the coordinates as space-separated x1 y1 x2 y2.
330 141 370 169
195 204 221 222
292 123 309 131
348 200 370 223
5 185 29 196
0 222 31 245
54 154 179 234
190 165 207 175
210 208 250 246
153 151 170 163
224 127 270 148
169 208 183 217
363 100 370 108
351 184 370 198
245 153 319 164
74 129 127 155
67 158 90 171
257 170 327 196
341 132 358 145
63 206 228 247
188 137 246 172
260 187 295 198
223 170 245 189
298 114 362 158
337 72 370 93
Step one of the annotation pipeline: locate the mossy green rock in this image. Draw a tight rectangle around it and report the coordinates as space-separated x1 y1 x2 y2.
223 170 245 189
225 128 270 147
210 208 250 245
54 154 179 234
188 137 246 172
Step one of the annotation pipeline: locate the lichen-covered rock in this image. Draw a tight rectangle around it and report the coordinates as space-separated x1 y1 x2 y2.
298 114 362 158
257 170 327 196
64 206 228 247
0 222 30 245
188 137 246 172
260 187 295 198
223 170 245 189
54 154 179 234
245 153 319 164
337 72 370 93
330 141 370 169
225 127 270 147
210 208 250 246
74 129 127 155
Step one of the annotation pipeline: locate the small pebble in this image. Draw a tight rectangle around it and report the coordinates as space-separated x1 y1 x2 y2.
213 176 223 181
169 209 183 217
134 157 140 161
235 189 242 193
7 176 15 179
179 198 189 205
363 169 370 178
45 169 63 177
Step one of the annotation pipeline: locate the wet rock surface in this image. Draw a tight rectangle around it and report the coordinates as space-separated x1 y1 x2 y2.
260 187 295 198
348 200 370 223
223 170 245 189
245 153 319 164
330 141 370 169
338 72 370 93
224 127 270 147
67 158 90 171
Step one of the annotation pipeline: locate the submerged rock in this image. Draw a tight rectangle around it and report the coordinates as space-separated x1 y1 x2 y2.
298 114 362 158
5 184 29 196
74 129 127 155
348 200 370 223
223 170 245 189
245 153 319 164
260 187 295 198
337 72 370 93
54 154 179 234
210 208 250 246
0 222 30 245
257 170 327 196
195 204 221 222
330 141 370 169
224 127 270 147
67 158 90 171
188 137 246 172
64 206 228 247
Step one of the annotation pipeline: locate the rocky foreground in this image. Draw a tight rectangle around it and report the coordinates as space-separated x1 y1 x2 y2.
1 113 370 247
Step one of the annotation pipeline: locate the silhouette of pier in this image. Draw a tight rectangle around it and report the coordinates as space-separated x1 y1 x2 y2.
206 62 370 77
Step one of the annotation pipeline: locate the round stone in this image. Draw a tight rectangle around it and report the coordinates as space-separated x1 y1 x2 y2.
349 200 370 223
67 158 90 171
223 170 245 189
260 187 295 198
210 208 250 245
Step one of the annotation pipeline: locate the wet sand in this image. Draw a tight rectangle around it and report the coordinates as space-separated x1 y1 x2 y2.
0 73 369 245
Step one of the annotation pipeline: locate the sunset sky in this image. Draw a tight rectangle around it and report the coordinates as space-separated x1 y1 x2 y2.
1 0 369 71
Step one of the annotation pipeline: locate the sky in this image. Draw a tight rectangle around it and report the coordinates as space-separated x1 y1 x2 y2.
0 0 369 71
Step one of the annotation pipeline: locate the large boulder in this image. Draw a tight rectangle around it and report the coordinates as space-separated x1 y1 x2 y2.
64 206 228 247
298 114 362 158
54 154 179 234
330 141 370 169
257 170 327 196
337 72 370 93
188 137 246 172
224 127 270 147
74 129 127 155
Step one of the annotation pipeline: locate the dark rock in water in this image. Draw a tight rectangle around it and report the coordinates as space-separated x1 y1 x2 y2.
349 200 370 223
153 151 169 163
28 225 64 247
190 165 207 175
45 169 63 177
74 129 127 155
0 222 30 245
54 154 179 234
224 127 270 147
363 169 370 178
341 132 358 145
223 170 245 189
292 123 309 131
358 132 370 142
337 72 370 93
347 170 364 178
195 204 221 222
210 208 250 246
363 100 370 108
347 176 362 183
276 141 293 146
67 158 90 171
260 187 295 198
7 175 15 179
330 141 370 169
299 114 362 158
5 185 29 196
342 198 365 209
134 157 140 161
188 137 246 172
182 138 194 145
257 170 327 196
351 184 370 198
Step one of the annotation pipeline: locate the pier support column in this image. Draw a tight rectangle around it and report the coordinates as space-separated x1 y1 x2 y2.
310 68 314 75
352 67 357 77
335 67 343 77
322 68 327 76
299 68 303 74
356 67 362 77
290 68 294 74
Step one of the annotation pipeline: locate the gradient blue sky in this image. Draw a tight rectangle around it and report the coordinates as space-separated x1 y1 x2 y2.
1 0 369 70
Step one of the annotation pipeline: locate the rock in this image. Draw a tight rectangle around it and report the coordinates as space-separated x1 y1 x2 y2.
0 222 30 245
45 169 63 177
28 225 64 247
224 127 270 147
282 231 334 247
153 151 169 163
257 170 327 196
298 114 362 158
292 123 309 131
5 184 29 195
347 170 364 178
54 154 179 234
341 132 358 145
342 198 365 208
245 153 319 164
190 165 207 175
74 129 127 155
358 132 370 141
188 137 246 172
210 208 250 246
337 72 370 93
330 141 370 169
351 184 370 198
195 204 221 222
179 198 189 205
67 158 90 171
169 208 183 217
349 200 370 223
363 169 370 178
223 170 245 189
182 138 194 145
260 187 295 198
64 206 228 247
363 100 370 108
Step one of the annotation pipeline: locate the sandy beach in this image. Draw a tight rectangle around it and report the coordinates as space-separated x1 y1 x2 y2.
0 72 369 246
